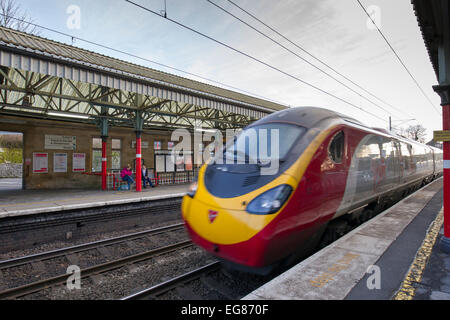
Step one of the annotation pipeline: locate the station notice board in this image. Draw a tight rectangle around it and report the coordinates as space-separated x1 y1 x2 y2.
53 153 67 173
45 135 76 150
33 153 48 173
73 153 86 172
434 130 450 142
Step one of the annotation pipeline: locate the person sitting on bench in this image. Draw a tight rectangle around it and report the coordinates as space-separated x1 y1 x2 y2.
120 164 134 190
142 164 154 188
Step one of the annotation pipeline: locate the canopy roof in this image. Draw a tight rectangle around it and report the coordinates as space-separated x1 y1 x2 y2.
0 26 287 131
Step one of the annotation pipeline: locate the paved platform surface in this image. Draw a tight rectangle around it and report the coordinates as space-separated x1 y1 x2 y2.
412 223 450 300
0 184 188 219
243 178 446 300
0 178 22 191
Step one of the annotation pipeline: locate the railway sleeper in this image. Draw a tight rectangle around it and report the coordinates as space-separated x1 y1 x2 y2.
200 275 235 300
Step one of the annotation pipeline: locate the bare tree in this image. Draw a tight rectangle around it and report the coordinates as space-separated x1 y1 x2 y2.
405 124 427 143
0 0 40 35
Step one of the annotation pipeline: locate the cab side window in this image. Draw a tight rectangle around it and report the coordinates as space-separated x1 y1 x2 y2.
329 131 345 163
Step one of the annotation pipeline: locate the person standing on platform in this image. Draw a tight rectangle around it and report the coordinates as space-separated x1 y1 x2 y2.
121 164 134 190
142 164 154 189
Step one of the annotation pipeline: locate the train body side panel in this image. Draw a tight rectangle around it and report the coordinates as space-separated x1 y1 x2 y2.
337 131 436 217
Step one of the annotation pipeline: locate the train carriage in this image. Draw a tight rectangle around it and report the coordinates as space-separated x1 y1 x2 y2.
182 107 443 274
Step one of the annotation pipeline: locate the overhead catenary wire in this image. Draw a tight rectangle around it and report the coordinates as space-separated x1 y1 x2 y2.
0 13 287 107
356 0 441 116
223 0 414 119
126 0 388 123
207 0 408 120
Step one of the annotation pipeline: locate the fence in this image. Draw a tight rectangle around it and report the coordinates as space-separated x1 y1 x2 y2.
155 169 199 186
100 168 199 190
0 163 22 178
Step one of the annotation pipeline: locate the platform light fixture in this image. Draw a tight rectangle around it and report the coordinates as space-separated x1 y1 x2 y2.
47 111 91 120
195 128 218 133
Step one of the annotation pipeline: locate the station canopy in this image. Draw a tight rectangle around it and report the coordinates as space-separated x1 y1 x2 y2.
412 0 450 81
0 26 287 131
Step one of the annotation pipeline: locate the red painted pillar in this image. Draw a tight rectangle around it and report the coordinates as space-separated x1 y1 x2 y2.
102 136 107 191
434 85 450 252
136 132 142 192
443 104 450 238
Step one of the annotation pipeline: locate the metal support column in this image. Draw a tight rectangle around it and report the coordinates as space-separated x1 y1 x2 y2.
99 117 109 191
434 85 450 252
135 109 144 192
434 0 450 253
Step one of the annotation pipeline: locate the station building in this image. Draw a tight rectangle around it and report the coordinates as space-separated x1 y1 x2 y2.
0 26 286 191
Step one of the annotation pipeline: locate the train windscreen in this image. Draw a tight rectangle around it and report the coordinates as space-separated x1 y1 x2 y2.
222 123 306 164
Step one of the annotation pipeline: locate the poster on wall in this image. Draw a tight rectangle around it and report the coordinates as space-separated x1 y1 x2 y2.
154 141 162 150
168 142 175 150
176 155 185 172
73 153 86 172
165 154 175 172
53 153 67 173
45 135 76 150
155 155 165 173
33 153 48 173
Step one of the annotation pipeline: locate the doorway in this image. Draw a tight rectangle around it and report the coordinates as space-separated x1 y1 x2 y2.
0 131 23 190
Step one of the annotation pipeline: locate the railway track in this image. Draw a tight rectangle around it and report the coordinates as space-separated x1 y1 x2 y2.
0 196 183 254
0 223 191 299
122 262 222 300
0 223 184 271
122 261 272 300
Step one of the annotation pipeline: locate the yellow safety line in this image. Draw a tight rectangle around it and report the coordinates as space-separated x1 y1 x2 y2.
393 208 444 300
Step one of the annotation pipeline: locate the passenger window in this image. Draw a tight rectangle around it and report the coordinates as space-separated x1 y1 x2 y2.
329 131 345 163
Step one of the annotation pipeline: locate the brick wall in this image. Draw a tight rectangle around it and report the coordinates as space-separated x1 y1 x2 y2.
0 116 178 189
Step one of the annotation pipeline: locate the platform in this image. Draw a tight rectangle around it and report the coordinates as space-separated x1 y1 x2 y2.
0 184 188 219
243 177 445 300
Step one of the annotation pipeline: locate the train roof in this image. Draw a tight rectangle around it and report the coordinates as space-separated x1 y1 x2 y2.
249 106 362 128
250 106 434 149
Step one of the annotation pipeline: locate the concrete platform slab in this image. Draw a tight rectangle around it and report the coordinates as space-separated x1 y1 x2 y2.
243 178 443 300
0 178 22 191
356 216 407 241
0 184 188 219
335 233 392 256
430 291 450 300
246 247 378 300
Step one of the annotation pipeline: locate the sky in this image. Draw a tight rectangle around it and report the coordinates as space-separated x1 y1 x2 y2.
12 0 442 141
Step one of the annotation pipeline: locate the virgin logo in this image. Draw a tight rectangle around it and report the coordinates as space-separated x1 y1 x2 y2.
208 210 218 223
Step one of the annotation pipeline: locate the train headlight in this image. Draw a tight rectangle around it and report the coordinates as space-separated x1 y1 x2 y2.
187 181 198 198
246 185 293 215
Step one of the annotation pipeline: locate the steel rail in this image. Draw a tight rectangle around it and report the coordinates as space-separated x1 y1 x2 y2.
0 223 185 270
121 261 221 300
0 239 193 300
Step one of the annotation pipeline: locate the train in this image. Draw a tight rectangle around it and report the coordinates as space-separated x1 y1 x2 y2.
181 107 443 274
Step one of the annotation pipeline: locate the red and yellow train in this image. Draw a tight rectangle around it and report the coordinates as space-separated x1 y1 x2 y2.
181 107 443 274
